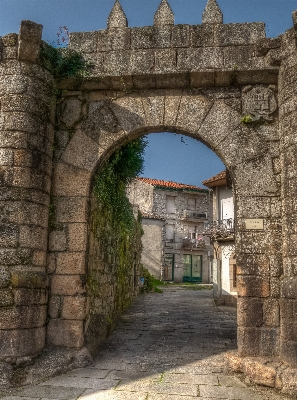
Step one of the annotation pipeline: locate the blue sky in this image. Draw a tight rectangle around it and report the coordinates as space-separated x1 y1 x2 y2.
0 0 296 187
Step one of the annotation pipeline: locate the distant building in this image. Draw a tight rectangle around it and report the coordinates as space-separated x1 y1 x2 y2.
202 170 237 306
127 177 213 283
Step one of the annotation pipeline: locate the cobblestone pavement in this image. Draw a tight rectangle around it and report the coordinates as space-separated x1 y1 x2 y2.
0 286 292 400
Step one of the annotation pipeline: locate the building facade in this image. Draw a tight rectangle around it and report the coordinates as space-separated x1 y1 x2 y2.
127 177 213 283
203 170 237 306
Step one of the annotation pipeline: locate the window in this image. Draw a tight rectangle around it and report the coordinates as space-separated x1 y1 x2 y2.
188 226 198 240
165 224 174 242
187 198 196 211
221 197 234 220
164 254 174 281
182 254 202 282
166 196 175 213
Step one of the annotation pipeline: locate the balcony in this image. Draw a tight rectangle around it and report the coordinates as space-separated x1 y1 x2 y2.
180 210 207 221
182 238 206 250
203 218 234 241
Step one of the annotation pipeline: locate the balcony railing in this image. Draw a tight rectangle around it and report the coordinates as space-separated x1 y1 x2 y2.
203 218 234 240
180 210 207 220
182 238 206 250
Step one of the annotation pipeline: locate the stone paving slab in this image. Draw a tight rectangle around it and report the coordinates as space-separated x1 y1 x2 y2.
163 373 219 385
116 381 199 396
1 286 293 400
62 369 110 379
78 391 147 400
39 378 119 390
199 385 270 399
10 386 85 399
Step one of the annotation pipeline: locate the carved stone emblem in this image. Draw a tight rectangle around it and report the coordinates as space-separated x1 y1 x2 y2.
242 85 277 122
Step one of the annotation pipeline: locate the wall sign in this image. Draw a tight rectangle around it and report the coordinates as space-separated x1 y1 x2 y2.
245 219 264 230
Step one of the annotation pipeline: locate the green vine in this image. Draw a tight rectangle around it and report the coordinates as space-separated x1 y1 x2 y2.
141 268 163 293
93 138 148 231
241 115 254 124
88 138 148 317
40 42 90 79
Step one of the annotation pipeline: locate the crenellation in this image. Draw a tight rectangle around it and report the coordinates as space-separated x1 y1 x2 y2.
154 0 174 27
107 0 128 29
293 10 297 32
18 20 43 63
202 0 223 24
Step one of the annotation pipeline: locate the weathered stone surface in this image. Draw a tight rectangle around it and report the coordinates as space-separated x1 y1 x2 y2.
238 327 261 356
225 351 243 373
176 93 213 134
55 252 86 275
18 20 43 63
0 289 14 306
237 275 270 298
107 0 128 29
68 223 88 252
51 275 86 296
0 327 45 358
11 272 48 289
52 162 91 197
154 0 174 27
281 277 297 298
56 197 88 223
263 299 280 327
0 266 11 288
47 319 84 347
59 98 83 128
236 254 270 276
14 288 47 305
61 131 102 172
237 298 263 327
243 359 276 387
62 296 86 320
282 368 297 395
0 305 46 329
49 230 67 252
202 0 223 24
69 32 97 53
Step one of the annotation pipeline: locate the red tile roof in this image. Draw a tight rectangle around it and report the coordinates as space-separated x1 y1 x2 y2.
137 177 208 192
202 170 226 187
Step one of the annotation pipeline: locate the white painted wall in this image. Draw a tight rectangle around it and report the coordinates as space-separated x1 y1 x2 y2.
221 244 236 296
126 180 154 213
218 187 233 220
141 219 164 279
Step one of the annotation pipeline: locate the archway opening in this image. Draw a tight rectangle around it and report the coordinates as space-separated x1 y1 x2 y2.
85 130 237 355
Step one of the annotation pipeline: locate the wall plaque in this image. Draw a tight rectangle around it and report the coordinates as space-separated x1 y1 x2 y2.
242 85 277 122
245 219 264 230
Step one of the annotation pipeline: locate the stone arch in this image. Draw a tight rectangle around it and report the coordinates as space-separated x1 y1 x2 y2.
48 88 281 356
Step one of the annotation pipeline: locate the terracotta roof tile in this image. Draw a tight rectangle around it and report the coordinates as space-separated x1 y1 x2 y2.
137 177 208 192
202 170 226 186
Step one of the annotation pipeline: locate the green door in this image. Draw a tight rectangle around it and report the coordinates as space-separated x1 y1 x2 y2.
164 254 174 281
183 254 202 282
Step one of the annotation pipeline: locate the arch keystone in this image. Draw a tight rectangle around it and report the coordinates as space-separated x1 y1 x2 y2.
107 0 128 29
202 0 223 24
154 0 174 27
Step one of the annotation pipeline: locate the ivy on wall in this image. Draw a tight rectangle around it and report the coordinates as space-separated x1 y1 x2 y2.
85 138 147 351
40 42 90 79
93 138 148 230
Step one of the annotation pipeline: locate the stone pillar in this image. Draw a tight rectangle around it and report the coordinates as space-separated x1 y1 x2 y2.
0 21 54 363
212 259 221 298
279 12 297 366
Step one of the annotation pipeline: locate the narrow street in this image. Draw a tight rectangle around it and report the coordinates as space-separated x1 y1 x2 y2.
1 286 291 400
